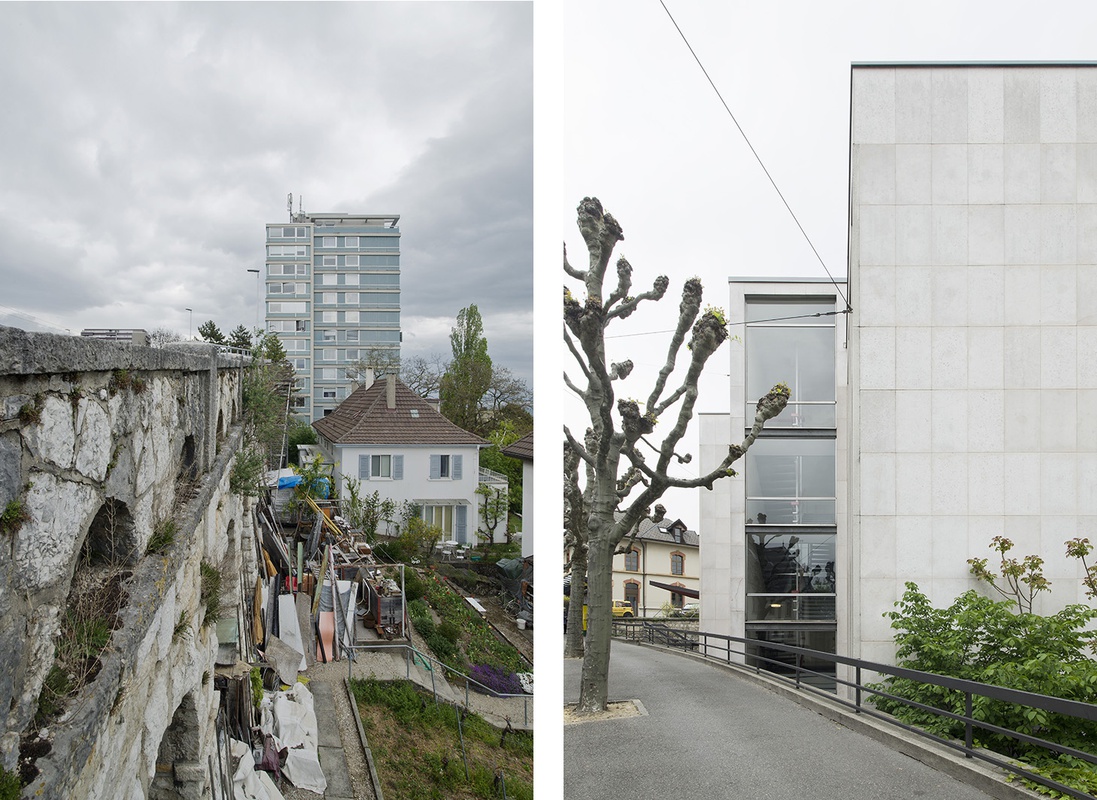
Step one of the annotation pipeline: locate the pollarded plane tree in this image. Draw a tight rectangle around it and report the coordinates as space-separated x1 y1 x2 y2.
563 197 789 713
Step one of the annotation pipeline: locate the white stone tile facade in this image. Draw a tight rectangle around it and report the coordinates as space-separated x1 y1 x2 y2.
699 64 1097 683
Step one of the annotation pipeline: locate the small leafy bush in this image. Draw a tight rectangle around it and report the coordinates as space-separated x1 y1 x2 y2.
437 620 461 644
403 568 426 601
1 499 31 537
869 582 1097 771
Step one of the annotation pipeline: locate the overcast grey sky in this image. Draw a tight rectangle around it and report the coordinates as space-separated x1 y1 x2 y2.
0 1 532 385
561 0 1097 520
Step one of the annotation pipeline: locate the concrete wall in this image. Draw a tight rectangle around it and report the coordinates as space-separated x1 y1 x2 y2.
849 64 1097 665
0 326 254 799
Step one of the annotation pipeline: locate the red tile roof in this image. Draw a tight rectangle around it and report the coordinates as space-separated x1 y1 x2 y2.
500 431 533 460
312 376 487 446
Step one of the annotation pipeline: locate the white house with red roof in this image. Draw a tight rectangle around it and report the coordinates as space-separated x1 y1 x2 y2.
311 374 507 545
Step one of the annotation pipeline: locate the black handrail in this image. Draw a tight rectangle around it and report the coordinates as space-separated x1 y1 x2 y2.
612 619 1097 800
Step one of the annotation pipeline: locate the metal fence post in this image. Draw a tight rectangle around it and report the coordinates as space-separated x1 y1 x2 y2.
855 666 862 712
965 692 973 757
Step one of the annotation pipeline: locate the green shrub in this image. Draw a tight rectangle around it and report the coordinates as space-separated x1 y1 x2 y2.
412 616 436 640
869 582 1097 770
403 568 426 601
437 620 460 644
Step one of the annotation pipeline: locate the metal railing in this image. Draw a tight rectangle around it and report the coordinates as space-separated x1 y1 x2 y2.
613 619 1097 800
345 643 531 727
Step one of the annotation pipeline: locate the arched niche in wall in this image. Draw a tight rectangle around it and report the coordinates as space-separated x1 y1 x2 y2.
148 691 203 800
80 498 139 568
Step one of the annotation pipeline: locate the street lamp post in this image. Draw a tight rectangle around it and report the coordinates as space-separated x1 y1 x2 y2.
246 269 261 331
185 307 193 339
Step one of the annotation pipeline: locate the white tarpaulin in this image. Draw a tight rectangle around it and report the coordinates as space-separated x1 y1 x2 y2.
260 681 327 794
230 738 284 800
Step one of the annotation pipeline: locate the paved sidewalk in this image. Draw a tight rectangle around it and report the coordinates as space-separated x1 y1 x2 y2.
310 681 355 800
565 641 1002 800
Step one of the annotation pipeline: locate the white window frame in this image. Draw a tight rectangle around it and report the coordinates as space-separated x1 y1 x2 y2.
322 236 337 248
323 255 337 267
345 254 360 267
345 236 359 248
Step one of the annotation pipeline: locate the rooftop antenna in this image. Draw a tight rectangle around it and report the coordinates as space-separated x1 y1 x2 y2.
298 195 303 216
287 192 293 220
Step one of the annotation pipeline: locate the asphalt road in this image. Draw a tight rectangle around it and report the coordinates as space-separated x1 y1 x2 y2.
564 641 998 800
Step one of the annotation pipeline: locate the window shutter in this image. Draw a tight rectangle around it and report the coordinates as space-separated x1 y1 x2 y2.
392 455 404 480
455 505 467 544
359 454 370 480
429 454 441 479
452 454 462 480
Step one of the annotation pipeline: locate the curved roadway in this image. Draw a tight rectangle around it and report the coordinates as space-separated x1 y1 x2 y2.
564 640 998 800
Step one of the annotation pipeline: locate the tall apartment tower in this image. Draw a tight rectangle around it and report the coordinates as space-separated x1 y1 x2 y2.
265 209 401 421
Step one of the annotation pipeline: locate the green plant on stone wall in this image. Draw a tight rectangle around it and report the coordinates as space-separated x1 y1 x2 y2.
17 393 43 425
173 610 191 642
0 498 31 537
147 518 176 554
0 763 21 799
199 561 223 628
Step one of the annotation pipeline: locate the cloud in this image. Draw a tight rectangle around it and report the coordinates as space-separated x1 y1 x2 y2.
0 1 532 386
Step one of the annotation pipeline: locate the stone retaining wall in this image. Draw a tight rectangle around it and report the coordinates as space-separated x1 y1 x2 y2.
0 326 256 799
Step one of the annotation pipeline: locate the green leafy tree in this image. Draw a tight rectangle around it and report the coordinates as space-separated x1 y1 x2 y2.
227 324 253 350
240 331 298 476
198 320 226 345
440 304 493 434
286 417 318 465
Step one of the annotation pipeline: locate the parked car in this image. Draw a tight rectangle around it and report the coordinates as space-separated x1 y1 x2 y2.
611 600 635 618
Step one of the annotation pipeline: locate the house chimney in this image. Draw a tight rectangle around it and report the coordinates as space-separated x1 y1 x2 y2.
364 366 375 388
386 373 396 409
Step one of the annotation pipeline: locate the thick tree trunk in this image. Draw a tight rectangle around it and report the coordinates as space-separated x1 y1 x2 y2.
565 553 587 659
578 533 615 712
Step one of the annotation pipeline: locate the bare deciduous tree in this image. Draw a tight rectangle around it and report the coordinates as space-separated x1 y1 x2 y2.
564 197 789 713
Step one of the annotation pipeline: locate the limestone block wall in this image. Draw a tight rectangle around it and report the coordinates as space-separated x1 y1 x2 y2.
0 326 255 799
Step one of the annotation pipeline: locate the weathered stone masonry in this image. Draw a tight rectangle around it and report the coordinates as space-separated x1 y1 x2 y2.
0 326 256 799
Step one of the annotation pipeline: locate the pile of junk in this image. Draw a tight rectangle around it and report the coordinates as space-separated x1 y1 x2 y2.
203 467 411 800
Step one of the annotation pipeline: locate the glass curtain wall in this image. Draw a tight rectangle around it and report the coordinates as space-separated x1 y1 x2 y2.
743 297 837 688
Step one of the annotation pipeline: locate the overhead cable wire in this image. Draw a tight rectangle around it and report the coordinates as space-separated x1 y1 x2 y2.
606 309 848 339
658 0 851 312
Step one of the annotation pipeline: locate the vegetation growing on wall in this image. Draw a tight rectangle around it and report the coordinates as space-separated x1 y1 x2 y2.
199 561 222 628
